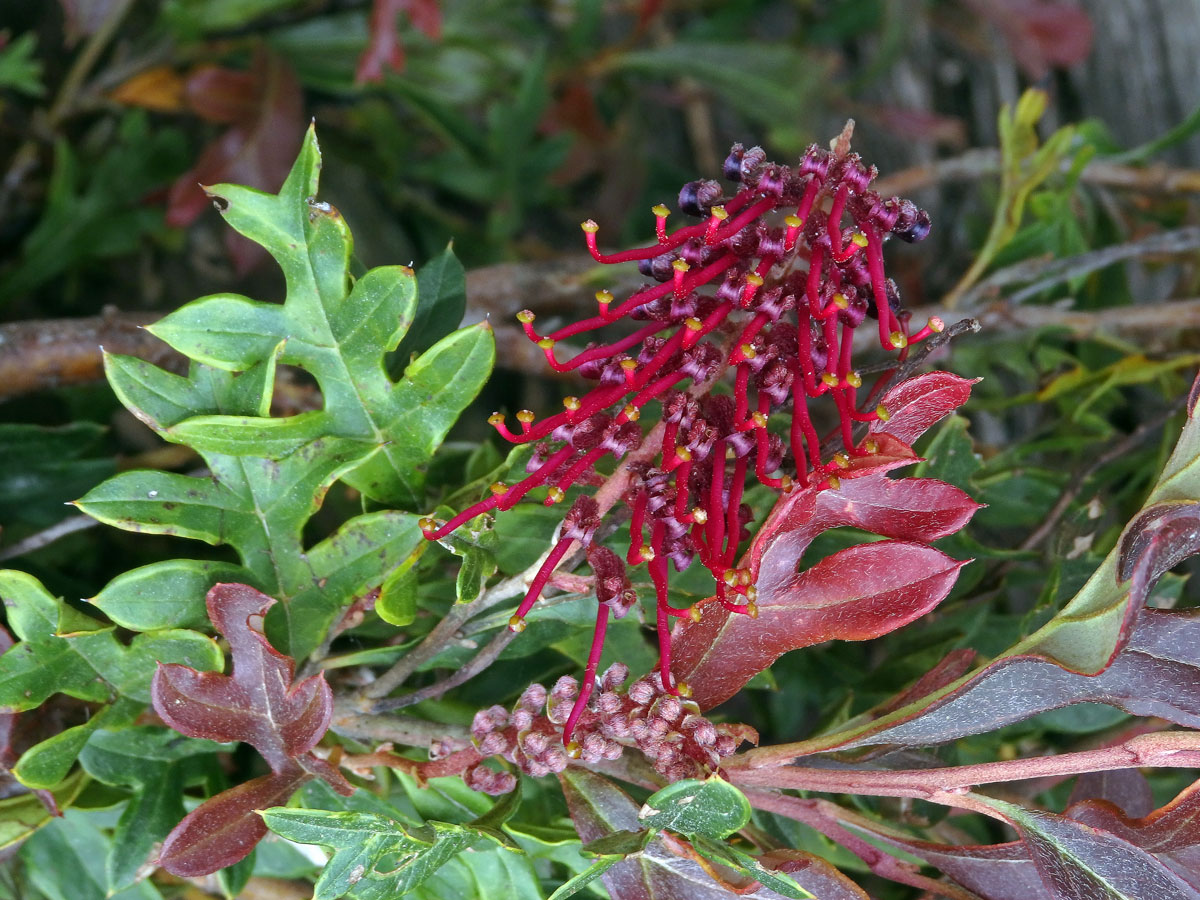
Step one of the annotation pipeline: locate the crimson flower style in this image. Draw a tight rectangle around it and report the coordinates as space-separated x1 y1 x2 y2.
420 135 941 751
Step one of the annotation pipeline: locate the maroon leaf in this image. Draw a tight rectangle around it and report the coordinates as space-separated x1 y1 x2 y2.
963 0 1094 80
1070 778 1200 881
869 371 979 446
158 768 305 877
154 583 333 770
835 608 1200 750
356 0 443 84
1119 501 1200 611
165 50 303 273
672 372 979 709
836 822 1048 900
674 542 967 710
1067 769 1154 820
152 583 352 875
1005 805 1200 899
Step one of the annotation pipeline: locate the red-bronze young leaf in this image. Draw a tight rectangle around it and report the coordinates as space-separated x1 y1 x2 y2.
158 769 306 877
870 372 980 445
152 583 352 875
1119 501 1200 612
153 583 333 770
674 542 967 710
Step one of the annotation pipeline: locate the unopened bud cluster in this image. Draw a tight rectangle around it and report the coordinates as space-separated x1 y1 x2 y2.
463 662 749 794
424 136 938 747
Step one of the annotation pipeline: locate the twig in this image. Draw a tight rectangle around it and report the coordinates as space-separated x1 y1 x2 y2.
740 789 979 900
957 226 1200 310
329 699 471 748
0 515 98 562
369 627 519 712
727 730 1200 797
360 569 531 701
1017 399 1185 553
871 148 1200 198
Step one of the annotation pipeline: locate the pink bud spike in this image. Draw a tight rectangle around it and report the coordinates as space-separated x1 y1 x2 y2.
562 604 609 745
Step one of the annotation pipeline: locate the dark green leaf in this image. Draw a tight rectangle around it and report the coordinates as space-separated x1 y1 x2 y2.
638 777 751 839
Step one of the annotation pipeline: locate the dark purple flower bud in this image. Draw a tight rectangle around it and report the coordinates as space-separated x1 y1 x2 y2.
679 238 717 267
762 434 784 474
723 222 763 257
755 287 794 322
678 179 723 217
837 288 869 328
680 342 723 382
668 292 700 321
683 418 718 461
638 252 677 282
893 200 931 243
716 268 749 304
727 428 755 459
589 545 637 619
809 329 829 372
832 153 875 194
570 413 612 450
723 143 746 181
668 542 695 573
756 360 793 407
867 278 904 320
601 421 642 456
662 391 699 427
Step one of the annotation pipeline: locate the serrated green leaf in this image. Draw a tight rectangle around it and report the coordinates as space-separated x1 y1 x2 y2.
86 127 491 658
90 559 254 632
262 792 521 900
638 777 751 839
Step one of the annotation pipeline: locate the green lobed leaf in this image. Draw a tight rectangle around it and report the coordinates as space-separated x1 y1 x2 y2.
84 127 491 657
638 777 751 840
90 559 254 632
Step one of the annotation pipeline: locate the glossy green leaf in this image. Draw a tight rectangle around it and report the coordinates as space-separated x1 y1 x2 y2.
20 809 165 900
90 559 253 631
82 126 490 657
78 727 221 892
638 777 751 840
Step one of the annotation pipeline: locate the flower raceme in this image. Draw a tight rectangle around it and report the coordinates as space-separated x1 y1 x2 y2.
420 137 943 752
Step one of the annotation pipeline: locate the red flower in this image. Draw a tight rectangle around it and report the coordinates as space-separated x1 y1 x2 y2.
422 135 943 747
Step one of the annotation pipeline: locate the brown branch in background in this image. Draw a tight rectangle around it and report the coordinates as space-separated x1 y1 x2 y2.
872 148 1200 197
0 309 181 401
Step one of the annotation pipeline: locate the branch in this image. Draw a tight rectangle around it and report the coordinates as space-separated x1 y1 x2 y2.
727 731 1200 800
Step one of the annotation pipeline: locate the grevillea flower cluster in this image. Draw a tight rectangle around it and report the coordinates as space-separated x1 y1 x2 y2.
420 135 941 754
464 663 753 794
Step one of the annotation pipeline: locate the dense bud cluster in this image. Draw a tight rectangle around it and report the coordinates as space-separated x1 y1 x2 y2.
463 663 751 794
422 134 939 750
